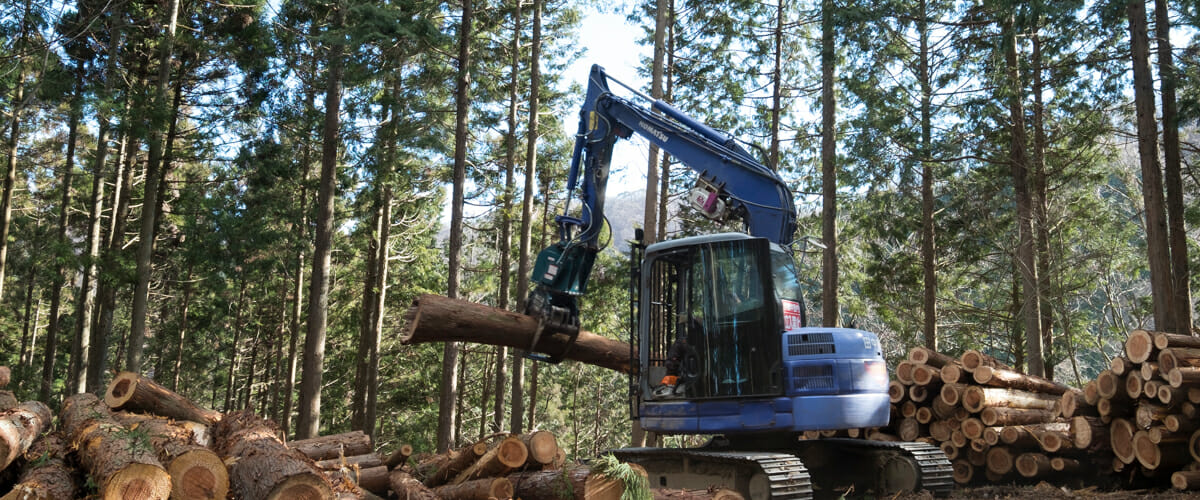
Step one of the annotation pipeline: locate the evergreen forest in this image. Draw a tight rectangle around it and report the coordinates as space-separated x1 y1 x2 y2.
2 0 1200 459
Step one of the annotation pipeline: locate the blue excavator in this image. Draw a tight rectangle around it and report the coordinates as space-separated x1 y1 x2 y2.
523 64 952 499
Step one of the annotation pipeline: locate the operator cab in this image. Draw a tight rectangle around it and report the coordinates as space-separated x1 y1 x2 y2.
636 233 891 434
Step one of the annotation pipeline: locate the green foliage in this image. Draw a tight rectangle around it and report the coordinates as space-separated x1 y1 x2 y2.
592 453 653 500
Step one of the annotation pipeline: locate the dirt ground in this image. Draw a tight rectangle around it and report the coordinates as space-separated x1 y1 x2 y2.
893 483 1198 500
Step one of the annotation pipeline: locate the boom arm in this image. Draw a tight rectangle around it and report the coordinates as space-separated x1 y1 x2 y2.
522 64 798 362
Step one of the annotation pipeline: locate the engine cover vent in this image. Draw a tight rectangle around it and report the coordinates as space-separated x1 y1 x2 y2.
786 332 836 356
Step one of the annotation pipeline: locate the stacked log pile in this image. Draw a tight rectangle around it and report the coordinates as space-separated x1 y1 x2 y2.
0 368 654 500
874 332 1200 491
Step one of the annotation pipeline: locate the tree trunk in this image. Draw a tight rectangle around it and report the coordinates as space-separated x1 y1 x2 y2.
642 0 668 244
440 0 474 453
128 0 182 373
365 187 390 439
972 365 1069 394
820 0 839 327
1003 14 1044 377
494 0 522 435
918 0 937 351
506 466 630 500
225 283 247 412
61 393 172 499
0 31 27 304
1031 33 1054 380
60 69 83 395
214 410 334 499
171 267 195 391
1128 0 1174 332
298 3 346 440
104 371 223 425
1155 0 1192 333
351 196 381 431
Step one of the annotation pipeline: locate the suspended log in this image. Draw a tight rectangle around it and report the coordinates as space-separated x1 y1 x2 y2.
985 447 1014 475
1072 416 1109 450
0 433 78 500
960 350 1012 372
383 444 413 470
908 347 956 367
506 466 636 500
451 436 527 485
402 294 633 373
316 453 384 471
61 393 173 500
980 407 1056 427
387 470 437 500
0 401 51 472
114 413 229 500
912 365 942 386
1111 419 1137 464
417 441 487 487
1059 390 1097 418
1126 329 1157 363
289 431 373 462
1111 357 1134 376
972 366 1070 395
1134 430 1191 470
1015 452 1052 478
961 386 1059 414
1174 470 1200 490
940 364 963 384
951 460 974 484
1160 348 1200 374
432 477 513 500
895 361 916 385
104 371 222 425
213 410 334 500
939 383 966 406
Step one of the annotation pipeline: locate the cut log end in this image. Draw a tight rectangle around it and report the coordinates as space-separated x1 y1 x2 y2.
105 463 172 500
1127 329 1156 363
266 475 335 500
169 449 229 500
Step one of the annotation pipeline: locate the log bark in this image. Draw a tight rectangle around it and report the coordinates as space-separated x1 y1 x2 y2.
1072 416 1108 450
1159 385 1187 406
960 350 1012 372
61 393 172 500
980 407 1056 427
0 432 78 500
327 465 388 495
1014 452 1052 478
908 347 955 368
114 413 228 500
317 453 384 471
0 401 50 472
1149 426 1190 444
985 447 1014 475
417 441 487 487
0 366 8 388
506 466 630 500
1175 470 1200 490
383 444 413 470
1156 331 1200 351
1165 414 1197 434
940 364 963 384
1126 329 1157 363
213 410 334 500
452 436 527 484
403 294 633 374
1160 348 1200 373
961 386 1059 413
1168 367 1200 388
105 371 222 425
387 470 437 500
521 430 559 466
972 366 1069 394
290 431 373 461
432 477 513 500
1050 457 1079 473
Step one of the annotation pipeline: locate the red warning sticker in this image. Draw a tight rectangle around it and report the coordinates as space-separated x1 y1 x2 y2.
782 300 803 331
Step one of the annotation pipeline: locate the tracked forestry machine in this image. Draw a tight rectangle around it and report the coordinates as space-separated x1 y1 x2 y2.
521 64 952 499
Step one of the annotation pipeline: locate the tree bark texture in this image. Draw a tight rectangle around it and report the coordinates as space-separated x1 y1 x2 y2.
289 430 372 461
0 432 79 500
820 0 839 327
1154 0 1192 333
404 294 635 374
214 410 334 500
0 401 51 472
61 393 172 500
